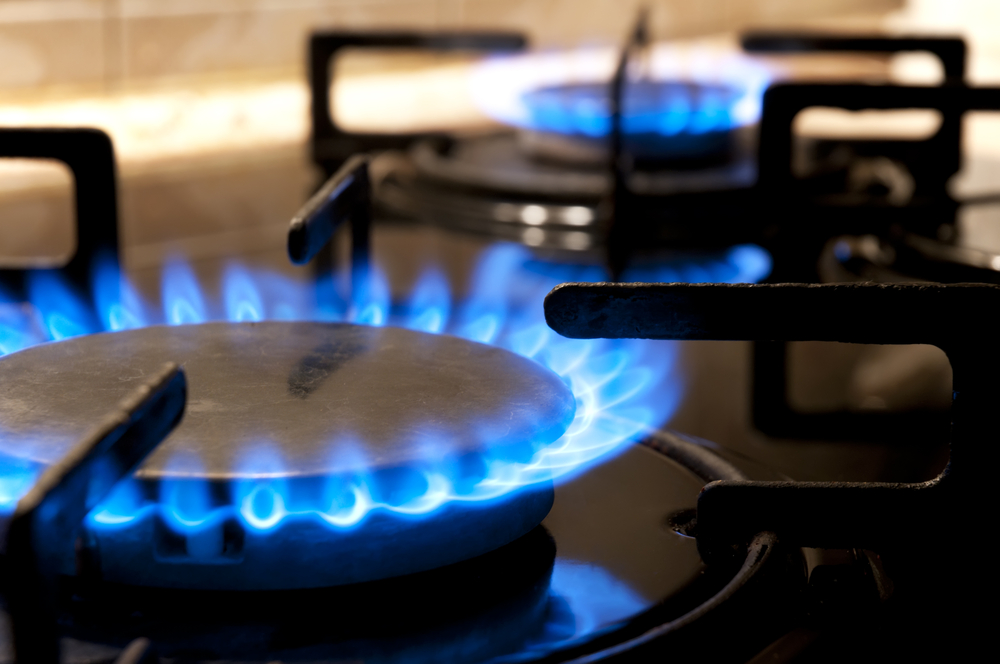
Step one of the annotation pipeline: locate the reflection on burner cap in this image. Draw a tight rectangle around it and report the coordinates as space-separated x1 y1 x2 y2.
491 201 598 231
564 231 592 251
562 206 595 226
521 204 548 225
522 227 546 246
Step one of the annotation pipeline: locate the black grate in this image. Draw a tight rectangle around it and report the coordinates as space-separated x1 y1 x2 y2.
0 128 120 311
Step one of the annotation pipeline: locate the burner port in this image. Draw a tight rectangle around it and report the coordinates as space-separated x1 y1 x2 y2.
665 508 698 538
153 517 245 564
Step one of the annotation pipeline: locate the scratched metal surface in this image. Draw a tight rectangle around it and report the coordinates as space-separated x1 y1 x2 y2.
0 322 575 479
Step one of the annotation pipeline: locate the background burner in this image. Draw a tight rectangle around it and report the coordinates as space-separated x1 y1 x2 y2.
375 134 757 255
0 322 575 590
518 80 744 167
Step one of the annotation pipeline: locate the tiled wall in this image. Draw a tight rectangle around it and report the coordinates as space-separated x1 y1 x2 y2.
1 0 901 92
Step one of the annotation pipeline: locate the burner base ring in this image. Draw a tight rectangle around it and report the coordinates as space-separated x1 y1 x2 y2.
87 482 554 590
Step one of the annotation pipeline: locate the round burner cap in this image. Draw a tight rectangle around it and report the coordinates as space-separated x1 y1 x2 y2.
0 323 574 589
0 322 575 479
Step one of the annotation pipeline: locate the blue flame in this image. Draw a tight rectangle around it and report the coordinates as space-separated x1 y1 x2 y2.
470 46 775 137
1 300 40 356
405 268 451 334
163 258 207 325
25 271 99 341
519 560 649 656
93 252 147 331
350 262 390 326
222 263 264 322
521 82 741 139
0 456 40 515
467 559 649 663
1 243 770 530
548 561 647 636
458 245 526 344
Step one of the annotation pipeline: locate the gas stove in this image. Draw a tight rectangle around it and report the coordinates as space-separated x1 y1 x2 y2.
0 22 997 664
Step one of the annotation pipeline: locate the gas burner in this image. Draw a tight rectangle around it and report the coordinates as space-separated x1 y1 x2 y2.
317 30 996 274
0 322 572 590
375 134 757 254
310 27 766 259
0 123 796 664
5 430 803 664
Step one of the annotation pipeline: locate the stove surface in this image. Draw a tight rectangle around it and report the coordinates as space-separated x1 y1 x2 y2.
0 441 749 663
4 15 999 661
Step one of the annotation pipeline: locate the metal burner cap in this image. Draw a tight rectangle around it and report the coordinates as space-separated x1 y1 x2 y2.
0 322 575 479
0 323 573 589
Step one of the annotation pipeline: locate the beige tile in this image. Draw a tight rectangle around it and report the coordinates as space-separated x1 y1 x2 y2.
458 0 904 47
123 11 294 79
0 15 105 89
458 0 715 47
120 1 440 80
0 188 75 267
0 0 103 22
459 0 559 40
436 0 465 27
118 148 313 247
0 0 904 92
725 0 902 29
312 0 439 29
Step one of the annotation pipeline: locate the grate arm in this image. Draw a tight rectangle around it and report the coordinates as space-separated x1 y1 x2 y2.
544 282 999 554
2 363 186 664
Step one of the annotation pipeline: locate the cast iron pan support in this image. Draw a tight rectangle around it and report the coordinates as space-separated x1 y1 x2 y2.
0 128 120 311
309 30 527 176
306 31 524 299
757 83 969 249
544 282 996 558
742 33 966 84
752 85 1000 440
288 154 372 308
1 363 187 664
745 33 965 283
606 10 648 281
